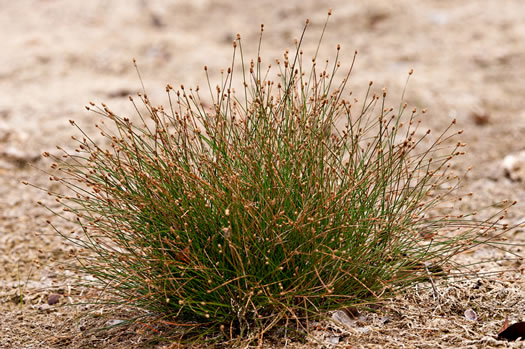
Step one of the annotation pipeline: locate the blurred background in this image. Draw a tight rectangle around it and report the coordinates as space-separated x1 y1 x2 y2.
1 0 525 220
2 0 525 158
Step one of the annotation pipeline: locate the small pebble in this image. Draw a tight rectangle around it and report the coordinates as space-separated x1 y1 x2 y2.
47 294 60 305
502 151 525 182
105 319 125 327
39 304 51 312
332 310 356 328
464 309 478 321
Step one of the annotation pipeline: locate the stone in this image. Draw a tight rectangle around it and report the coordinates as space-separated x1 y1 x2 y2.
502 151 525 182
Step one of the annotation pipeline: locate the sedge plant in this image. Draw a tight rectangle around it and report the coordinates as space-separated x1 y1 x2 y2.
32 16 517 344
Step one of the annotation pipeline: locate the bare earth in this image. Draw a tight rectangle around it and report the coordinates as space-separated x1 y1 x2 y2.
1 1 525 348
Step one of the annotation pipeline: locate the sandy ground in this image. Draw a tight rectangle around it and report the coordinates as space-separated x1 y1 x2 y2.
1 0 525 347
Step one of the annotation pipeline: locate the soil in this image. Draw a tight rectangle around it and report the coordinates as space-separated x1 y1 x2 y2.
1 0 525 348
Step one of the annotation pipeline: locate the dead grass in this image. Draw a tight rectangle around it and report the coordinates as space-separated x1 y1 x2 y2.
2 275 524 348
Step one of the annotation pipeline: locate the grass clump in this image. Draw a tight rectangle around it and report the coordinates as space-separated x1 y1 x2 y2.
37 17 516 344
